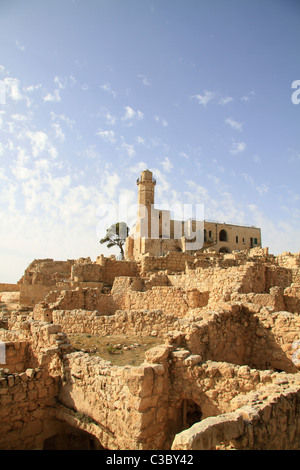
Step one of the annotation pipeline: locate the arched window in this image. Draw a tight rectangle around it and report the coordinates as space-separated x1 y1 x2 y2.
219 229 228 242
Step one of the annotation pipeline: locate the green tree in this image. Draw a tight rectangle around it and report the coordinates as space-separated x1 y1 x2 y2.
100 222 129 259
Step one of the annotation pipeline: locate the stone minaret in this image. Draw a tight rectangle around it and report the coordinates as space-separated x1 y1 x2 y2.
136 169 156 239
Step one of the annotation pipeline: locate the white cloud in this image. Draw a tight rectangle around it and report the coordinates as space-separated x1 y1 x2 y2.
247 204 300 255
99 82 116 99
121 106 143 124
54 76 66 90
229 139 246 155
43 89 61 102
255 183 269 196
24 83 42 93
138 74 151 86
207 174 220 185
154 115 168 127
101 171 120 198
96 129 116 144
4 77 22 101
184 179 247 224
22 130 58 159
160 157 173 173
241 91 255 102
135 136 145 145
218 96 233 105
11 113 31 122
25 131 49 157
51 122 65 141
191 90 215 106
120 142 136 158
104 111 117 125
241 172 254 185
179 152 189 160
43 76 76 103
12 163 34 181
0 182 17 212
129 161 148 175
82 145 100 159
50 112 75 128
16 40 25 52
225 117 243 132
253 154 261 164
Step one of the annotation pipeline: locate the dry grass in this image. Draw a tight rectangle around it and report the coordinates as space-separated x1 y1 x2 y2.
68 333 162 366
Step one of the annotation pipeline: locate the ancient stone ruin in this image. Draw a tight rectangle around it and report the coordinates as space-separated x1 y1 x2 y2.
0 247 300 450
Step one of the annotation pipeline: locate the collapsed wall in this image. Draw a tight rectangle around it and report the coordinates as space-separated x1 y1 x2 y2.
19 259 75 307
172 373 300 450
19 256 140 308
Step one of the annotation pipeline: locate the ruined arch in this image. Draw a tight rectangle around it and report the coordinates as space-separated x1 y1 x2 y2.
43 423 105 450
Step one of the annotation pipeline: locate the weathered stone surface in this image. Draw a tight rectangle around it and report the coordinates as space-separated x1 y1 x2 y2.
171 412 244 450
145 346 170 364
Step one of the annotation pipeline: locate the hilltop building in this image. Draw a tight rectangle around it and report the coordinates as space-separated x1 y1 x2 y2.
125 169 261 260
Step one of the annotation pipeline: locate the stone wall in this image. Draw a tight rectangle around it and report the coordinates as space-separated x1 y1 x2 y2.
171 372 300 450
124 286 205 317
4 314 72 374
284 282 300 313
0 367 60 450
19 257 139 308
58 351 169 450
231 286 286 311
141 251 197 274
165 303 299 373
71 257 140 288
19 259 74 307
168 264 252 305
33 279 209 323
0 283 20 292
51 309 179 337
0 340 30 373
167 262 294 306
38 287 116 317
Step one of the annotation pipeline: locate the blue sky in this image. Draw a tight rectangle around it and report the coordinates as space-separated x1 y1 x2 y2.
0 0 300 282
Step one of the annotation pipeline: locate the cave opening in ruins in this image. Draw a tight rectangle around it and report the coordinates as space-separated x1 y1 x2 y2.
42 424 105 450
219 247 230 253
182 399 203 429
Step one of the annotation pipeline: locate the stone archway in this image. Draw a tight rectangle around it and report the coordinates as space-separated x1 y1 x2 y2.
219 247 230 254
43 423 105 450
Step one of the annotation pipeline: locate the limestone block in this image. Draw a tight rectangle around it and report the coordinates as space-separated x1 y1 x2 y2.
126 366 154 398
171 412 244 450
144 346 170 364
